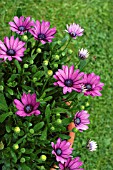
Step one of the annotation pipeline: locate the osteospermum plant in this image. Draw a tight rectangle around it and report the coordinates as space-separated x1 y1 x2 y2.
0 8 104 170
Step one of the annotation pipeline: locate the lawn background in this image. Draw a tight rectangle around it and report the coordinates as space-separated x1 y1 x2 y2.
0 0 112 169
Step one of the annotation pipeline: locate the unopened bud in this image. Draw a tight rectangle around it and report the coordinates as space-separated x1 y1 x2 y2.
14 127 20 133
23 64 28 69
20 148 26 153
20 157 26 163
40 155 47 161
37 48 42 53
56 119 62 124
86 102 90 107
80 105 85 110
13 144 19 150
0 85 4 91
68 49 73 54
30 60 34 64
54 63 58 68
43 60 49 66
29 129 34 134
47 70 53 76
0 141 4 150
50 126 55 131
55 55 60 60
62 52 65 56
21 35 28 42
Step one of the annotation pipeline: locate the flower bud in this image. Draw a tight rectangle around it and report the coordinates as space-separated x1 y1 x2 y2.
23 64 29 69
68 49 73 54
0 85 4 91
29 129 34 134
29 123 33 127
72 128 79 133
20 148 26 153
32 42 35 47
78 48 89 60
33 77 38 82
0 141 4 150
50 126 55 131
47 70 53 76
37 48 42 53
43 60 49 66
85 102 90 107
57 41 61 45
55 55 60 60
30 60 34 64
20 157 26 163
14 127 20 133
40 155 47 161
56 113 60 117
80 105 85 110
56 119 62 124
61 52 65 56
13 144 19 150
54 63 58 68
21 35 28 42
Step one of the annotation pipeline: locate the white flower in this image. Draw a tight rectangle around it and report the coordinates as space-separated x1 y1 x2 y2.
79 48 89 59
87 140 97 151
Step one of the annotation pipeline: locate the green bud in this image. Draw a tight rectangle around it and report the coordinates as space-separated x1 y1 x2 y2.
0 85 4 91
29 123 33 127
40 155 47 161
62 52 65 56
14 127 20 133
21 35 28 42
30 60 34 64
43 60 49 66
80 105 85 110
32 65 37 73
57 40 61 45
0 141 4 150
54 63 58 68
23 64 29 69
32 42 35 47
29 129 34 134
86 102 90 107
13 144 19 150
56 113 60 117
37 48 42 53
33 77 38 82
20 148 26 153
20 157 26 163
68 49 73 54
55 55 60 60
56 119 62 124
72 128 78 133
50 126 55 131
47 70 53 76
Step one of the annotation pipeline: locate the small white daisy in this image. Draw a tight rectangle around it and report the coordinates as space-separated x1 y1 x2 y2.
87 140 97 151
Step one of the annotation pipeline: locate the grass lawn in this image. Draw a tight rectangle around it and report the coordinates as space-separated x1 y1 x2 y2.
0 0 112 169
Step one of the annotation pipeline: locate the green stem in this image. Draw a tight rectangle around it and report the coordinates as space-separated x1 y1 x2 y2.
61 37 72 52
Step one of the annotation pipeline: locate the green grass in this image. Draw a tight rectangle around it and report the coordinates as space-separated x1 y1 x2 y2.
0 0 112 169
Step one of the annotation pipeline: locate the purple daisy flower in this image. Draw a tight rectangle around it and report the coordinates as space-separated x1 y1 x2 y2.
82 73 104 97
29 20 56 44
14 93 41 117
0 36 26 61
78 48 89 60
53 65 84 94
59 157 84 170
65 23 84 39
51 138 73 164
9 16 34 35
74 110 90 132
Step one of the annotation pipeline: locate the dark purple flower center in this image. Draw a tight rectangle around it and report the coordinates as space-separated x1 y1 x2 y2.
18 26 26 31
6 49 16 56
64 168 70 170
71 32 77 37
64 79 73 87
24 104 33 113
85 84 92 91
38 33 46 40
56 148 62 156
74 117 81 125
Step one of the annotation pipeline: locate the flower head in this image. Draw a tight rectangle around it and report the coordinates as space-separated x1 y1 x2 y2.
59 157 84 170
0 36 26 61
82 73 104 97
14 93 41 117
53 65 84 94
51 138 73 164
30 20 56 44
87 140 97 152
65 23 84 39
74 110 90 132
9 16 34 35
78 48 89 59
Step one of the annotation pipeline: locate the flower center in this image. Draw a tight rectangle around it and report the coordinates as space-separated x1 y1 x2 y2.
56 148 62 156
64 168 70 170
6 49 16 56
64 79 73 87
18 26 26 31
74 117 81 125
38 33 46 40
24 105 33 113
85 84 92 91
71 32 77 37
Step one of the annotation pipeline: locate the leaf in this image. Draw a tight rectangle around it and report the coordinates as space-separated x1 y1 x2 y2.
10 150 17 163
62 118 73 126
45 104 51 124
7 74 18 82
34 122 44 132
78 60 87 70
0 93 8 111
40 127 47 140
14 60 21 73
0 112 13 123
43 96 52 102
59 134 70 140
16 8 22 17
21 164 31 170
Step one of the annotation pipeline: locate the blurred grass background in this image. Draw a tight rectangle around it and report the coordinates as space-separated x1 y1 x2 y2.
0 0 112 169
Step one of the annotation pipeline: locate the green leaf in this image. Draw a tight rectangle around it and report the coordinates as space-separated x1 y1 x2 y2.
62 118 73 126
16 8 22 17
45 104 51 124
7 74 19 82
59 134 70 140
21 164 31 170
43 96 52 102
0 93 8 111
34 122 44 132
10 150 17 163
14 60 21 73
0 112 13 123
40 127 47 140
78 60 87 70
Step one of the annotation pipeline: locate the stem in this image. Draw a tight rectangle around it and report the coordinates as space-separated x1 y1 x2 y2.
61 37 72 52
